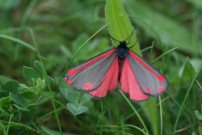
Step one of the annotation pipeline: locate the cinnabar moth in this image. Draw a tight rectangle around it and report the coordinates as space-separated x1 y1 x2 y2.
65 33 167 101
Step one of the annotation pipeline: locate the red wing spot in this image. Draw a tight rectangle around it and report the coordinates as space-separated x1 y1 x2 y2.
158 75 165 83
68 69 76 76
146 86 152 94
66 78 72 84
158 86 165 93
83 82 93 90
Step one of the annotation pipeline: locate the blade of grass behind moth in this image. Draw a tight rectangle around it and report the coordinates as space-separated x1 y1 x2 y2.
159 97 163 135
119 89 149 135
106 0 140 53
152 47 178 63
20 0 38 26
106 0 159 134
0 34 36 52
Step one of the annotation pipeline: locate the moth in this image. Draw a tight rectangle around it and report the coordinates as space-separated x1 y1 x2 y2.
65 32 167 101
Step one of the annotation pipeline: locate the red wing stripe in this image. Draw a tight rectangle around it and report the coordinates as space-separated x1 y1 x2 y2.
158 86 166 93
67 49 116 76
89 57 119 97
66 77 72 84
129 50 165 82
83 82 93 90
120 57 148 101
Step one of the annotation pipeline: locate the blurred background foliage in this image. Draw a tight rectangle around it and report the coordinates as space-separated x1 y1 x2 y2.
0 0 202 135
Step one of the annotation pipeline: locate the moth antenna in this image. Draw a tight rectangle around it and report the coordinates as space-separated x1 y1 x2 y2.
108 34 121 43
125 28 135 41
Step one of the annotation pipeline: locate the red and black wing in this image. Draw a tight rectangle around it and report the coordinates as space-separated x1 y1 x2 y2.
66 48 118 94
120 57 149 101
89 56 119 97
128 50 167 96
120 50 167 101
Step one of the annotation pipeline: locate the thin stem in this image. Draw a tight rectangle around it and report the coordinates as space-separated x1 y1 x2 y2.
6 114 13 135
196 80 202 90
119 89 150 135
152 47 178 63
96 124 146 134
21 0 38 25
0 119 39 134
0 34 36 51
159 96 163 135
69 23 108 65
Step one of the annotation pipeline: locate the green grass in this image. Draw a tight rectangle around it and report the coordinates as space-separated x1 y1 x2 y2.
0 0 202 135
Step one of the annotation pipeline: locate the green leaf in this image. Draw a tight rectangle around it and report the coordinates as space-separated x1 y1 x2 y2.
59 81 92 104
34 60 45 78
59 81 91 116
0 96 11 107
67 103 88 116
79 93 92 105
59 83 81 102
33 78 46 91
127 1 202 56
195 110 202 120
23 66 40 79
105 0 140 53
19 88 36 100
3 80 20 93
9 93 29 107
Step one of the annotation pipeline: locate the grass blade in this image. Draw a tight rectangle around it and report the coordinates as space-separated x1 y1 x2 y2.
173 65 202 134
105 0 140 53
0 34 36 51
